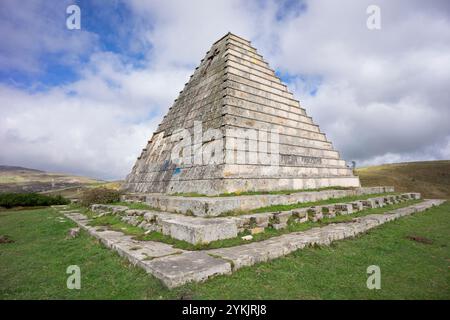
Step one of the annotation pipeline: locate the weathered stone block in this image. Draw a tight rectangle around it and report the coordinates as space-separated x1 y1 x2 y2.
273 211 291 225
361 199 376 209
308 207 323 222
161 218 238 245
272 223 287 230
350 201 364 211
334 203 353 215
291 208 308 223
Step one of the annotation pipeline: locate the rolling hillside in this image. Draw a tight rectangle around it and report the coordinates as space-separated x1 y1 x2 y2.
0 165 104 194
356 160 450 199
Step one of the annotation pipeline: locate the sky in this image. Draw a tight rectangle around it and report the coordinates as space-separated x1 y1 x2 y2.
0 0 449 180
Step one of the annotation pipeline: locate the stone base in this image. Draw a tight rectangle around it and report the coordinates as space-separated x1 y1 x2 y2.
122 186 394 216
94 191 419 245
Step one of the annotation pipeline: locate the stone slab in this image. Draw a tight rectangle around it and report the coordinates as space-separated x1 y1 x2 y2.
143 252 232 289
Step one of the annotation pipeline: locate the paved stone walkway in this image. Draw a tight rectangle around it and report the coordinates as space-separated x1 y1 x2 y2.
62 199 445 288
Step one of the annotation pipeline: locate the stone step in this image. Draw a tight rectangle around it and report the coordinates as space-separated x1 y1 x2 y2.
123 187 393 216
226 64 288 93
223 104 321 133
227 36 258 55
225 47 271 70
225 71 294 100
225 78 299 108
223 114 328 142
224 95 313 125
226 60 284 88
225 40 264 61
124 176 362 196
224 125 333 150
130 165 354 183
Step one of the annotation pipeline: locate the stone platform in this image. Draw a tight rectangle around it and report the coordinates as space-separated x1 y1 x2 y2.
122 186 394 216
63 199 445 288
95 191 419 245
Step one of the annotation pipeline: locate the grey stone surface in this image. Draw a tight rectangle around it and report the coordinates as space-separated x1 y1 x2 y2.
144 252 232 289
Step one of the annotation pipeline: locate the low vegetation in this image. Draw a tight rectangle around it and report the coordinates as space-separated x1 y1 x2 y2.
0 193 69 209
80 188 121 207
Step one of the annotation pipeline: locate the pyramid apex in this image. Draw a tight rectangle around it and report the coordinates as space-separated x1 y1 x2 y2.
213 32 251 45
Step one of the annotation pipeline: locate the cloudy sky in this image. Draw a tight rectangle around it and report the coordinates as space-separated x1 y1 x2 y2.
1 0 449 180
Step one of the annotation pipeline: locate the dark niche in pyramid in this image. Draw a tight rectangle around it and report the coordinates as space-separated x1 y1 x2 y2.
122 33 360 195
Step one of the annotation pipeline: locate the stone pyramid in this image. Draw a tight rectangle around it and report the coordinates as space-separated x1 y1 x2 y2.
122 33 360 195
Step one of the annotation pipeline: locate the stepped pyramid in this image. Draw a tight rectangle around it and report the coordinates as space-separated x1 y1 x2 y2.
122 33 360 195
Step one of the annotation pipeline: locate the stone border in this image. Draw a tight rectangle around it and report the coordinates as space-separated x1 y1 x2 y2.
63 199 445 288
93 192 419 245
122 186 394 216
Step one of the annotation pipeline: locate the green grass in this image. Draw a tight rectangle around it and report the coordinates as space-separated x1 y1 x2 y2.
84 199 419 251
170 186 354 197
0 201 448 299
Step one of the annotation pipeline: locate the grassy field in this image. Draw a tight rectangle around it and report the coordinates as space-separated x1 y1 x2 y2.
1 202 448 299
356 160 450 199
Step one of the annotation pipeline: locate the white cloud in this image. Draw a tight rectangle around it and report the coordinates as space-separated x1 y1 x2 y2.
0 0 98 73
0 51 189 179
0 0 449 179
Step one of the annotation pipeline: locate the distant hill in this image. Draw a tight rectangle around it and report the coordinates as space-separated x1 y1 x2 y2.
0 165 43 173
0 165 105 194
356 160 450 199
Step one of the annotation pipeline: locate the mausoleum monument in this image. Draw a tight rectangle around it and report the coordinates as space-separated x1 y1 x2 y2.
61 34 439 288
121 33 360 196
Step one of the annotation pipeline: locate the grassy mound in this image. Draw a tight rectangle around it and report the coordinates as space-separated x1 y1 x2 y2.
356 160 450 199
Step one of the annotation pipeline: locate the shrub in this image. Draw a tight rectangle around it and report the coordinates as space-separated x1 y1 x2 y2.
80 188 121 207
0 193 70 209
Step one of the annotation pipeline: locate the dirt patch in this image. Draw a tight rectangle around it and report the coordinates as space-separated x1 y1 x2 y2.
406 235 433 245
0 235 14 244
